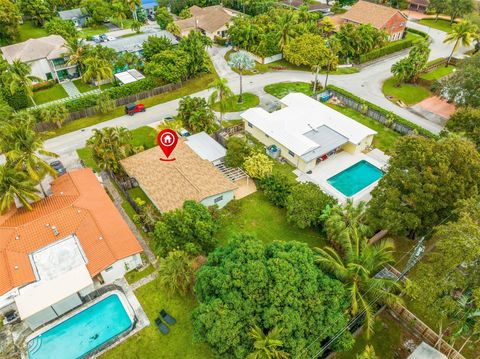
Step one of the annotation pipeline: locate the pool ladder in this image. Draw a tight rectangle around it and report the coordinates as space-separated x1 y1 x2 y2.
28 336 43 355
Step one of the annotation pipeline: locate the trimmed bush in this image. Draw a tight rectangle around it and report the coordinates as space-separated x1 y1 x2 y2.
1 88 29 110
326 85 438 139
405 27 429 39
32 80 56 92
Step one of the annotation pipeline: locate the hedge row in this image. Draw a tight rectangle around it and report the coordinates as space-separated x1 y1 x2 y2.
326 85 438 139
358 29 428 64
58 77 160 113
405 27 429 39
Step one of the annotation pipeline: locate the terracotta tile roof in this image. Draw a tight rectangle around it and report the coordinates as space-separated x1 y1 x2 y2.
175 5 238 34
341 1 407 30
0 35 68 64
0 169 142 296
120 140 237 212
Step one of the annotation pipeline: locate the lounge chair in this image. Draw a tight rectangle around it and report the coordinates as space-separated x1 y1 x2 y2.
160 310 176 325
155 318 169 335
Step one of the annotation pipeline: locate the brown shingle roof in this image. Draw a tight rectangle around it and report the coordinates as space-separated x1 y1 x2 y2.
0 169 143 296
120 140 237 213
341 1 407 29
0 35 68 63
175 5 238 34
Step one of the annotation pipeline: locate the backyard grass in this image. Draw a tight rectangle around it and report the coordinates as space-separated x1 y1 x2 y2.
264 81 313 99
216 191 327 248
327 103 401 152
419 65 455 81
382 78 431 106
100 277 213 359
17 21 48 42
73 79 117 93
47 70 218 138
124 264 156 285
32 83 69 105
79 24 109 38
418 18 454 33
211 93 259 112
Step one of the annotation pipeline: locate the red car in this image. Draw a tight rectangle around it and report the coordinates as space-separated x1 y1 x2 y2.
125 103 146 116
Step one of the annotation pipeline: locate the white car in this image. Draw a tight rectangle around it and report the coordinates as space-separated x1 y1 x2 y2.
106 35 116 41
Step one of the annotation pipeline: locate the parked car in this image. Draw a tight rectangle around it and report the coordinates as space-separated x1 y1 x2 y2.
92 35 102 43
125 103 146 116
163 116 174 122
50 160 66 176
105 35 116 41
178 128 191 137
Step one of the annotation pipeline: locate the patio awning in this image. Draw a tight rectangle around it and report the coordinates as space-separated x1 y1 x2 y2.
301 125 348 162
114 69 145 85
15 265 93 319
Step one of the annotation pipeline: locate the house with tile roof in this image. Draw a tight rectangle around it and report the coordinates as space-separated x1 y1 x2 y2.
174 5 240 39
241 93 376 173
332 0 408 41
121 139 237 212
0 169 143 329
0 35 78 82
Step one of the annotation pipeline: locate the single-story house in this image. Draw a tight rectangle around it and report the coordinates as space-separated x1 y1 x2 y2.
241 93 376 173
0 35 78 82
281 0 331 13
185 131 226 165
0 169 143 330
58 8 89 27
175 5 240 39
96 29 178 56
408 0 430 13
120 140 237 212
331 0 408 41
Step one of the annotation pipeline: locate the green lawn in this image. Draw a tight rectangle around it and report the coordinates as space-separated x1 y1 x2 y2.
419 65 455 81
73 80 117 93
100 277 213 359
418 18 454 33
336 312 411 359
79 24 109 38
124 264 156 285
211 93 259 112
17 21 48 42
216 191 327 248
32 83 69 105
48 70 218 138
264 81 313 99
382 78 431 106
327 103 401 152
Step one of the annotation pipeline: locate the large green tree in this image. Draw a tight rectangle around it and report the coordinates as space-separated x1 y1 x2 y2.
155 6 174 29
367 136 480 238
192 235 353 358
142 35 173 61
0 0 21 44
2 60 41 106
44 18 79 41
444 107 480 149
177 96 217 134
446 0 475 25
391 41 430 84
144 49 190 83
153 201 218 257
20 0 52 26
178 30 212 78
82 57 113 89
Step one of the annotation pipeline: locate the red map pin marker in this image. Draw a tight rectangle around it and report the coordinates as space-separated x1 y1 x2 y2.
157 129 178 161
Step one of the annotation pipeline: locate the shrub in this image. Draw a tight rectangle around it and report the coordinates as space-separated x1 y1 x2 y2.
243 153 273 179
225 136 251 168
214 36 226 46
258 174 294 207
1 88 28 110
32 80 56 92
359 39 413 63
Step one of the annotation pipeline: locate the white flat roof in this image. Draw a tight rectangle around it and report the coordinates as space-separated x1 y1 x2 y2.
241 93 376 158
185 131 226 162
15 265 93 319
114 69 145 85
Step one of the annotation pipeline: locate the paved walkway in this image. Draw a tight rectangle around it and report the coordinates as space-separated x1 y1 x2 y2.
61 81 81 97
100 173 157 266
130 271 159 290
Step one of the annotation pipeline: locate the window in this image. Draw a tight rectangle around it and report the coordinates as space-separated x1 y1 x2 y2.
214 196 223 203
247 122 253 128
46 72 53 80
288 150 295 157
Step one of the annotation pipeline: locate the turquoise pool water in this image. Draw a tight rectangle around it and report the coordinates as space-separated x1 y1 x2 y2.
28 294 132 359
327 160 383 197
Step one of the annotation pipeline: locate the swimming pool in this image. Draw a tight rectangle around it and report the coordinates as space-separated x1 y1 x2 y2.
327 160 383 197
28 294 132 359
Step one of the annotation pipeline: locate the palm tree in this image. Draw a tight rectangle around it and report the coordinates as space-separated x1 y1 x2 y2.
391 58 413 86
276 11 299 51
65 38 86 73
158 250 194 296
3 60 42 106
130 20 142 34
40 104 69 129
209 78 234 124
0 163 41 213
111 0 127 28
1 116 58 188
324 200 370 245
82 57 113 90
448 295 480 356
228 51 255 103
444 20 479 66
357 345 377 359
314 203 402 337
125 0 141 21
86 127 139 173
247 325 290 359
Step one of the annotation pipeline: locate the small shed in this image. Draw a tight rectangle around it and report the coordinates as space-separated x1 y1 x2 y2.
185 131 226 165
114 69 145 85
408 342 447 359
58 8 88 27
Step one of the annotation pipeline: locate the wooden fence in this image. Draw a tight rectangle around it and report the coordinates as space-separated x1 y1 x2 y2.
388 303 466 359
214 123 245 147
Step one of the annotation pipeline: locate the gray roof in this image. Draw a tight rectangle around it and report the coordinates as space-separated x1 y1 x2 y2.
58 8 86 20
301 125 348 162
185 132 226 163
98 30 178 53
408 342 447 359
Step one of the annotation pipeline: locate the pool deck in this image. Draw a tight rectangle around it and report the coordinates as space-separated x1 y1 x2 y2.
296 150 389 204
